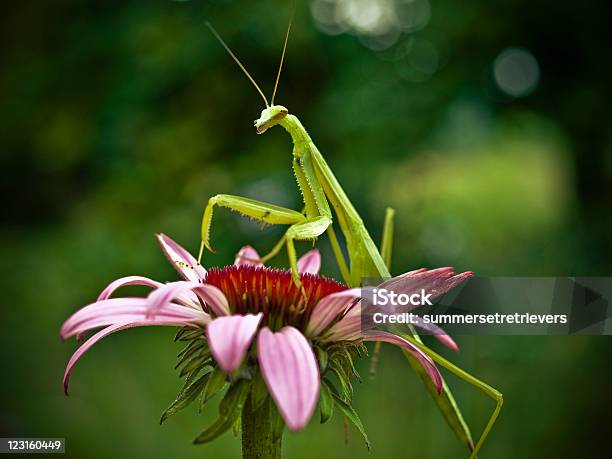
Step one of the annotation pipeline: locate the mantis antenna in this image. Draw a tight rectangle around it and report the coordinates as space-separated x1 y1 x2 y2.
271 14 293 105
205 22 269 107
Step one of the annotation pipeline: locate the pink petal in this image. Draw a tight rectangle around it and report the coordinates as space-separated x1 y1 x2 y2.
157 233 207 282
257 327 319 431
297 249 321 274
398 315 459 352
378 268 472 311
146 281 201 315
97 276 162 301
61 297 208 339
193 284 231 316
234 246 263 267
63 320 202 395
206 314 262 372
305 288 361 338
363 331 443 394
320 302 362 342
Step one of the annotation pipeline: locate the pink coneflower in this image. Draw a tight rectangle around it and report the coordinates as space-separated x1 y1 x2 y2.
61 234 470 437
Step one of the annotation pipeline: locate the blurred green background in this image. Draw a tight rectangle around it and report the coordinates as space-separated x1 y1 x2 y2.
1 0 611 457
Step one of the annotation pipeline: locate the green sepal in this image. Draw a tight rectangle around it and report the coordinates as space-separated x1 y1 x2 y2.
175 340 205 369
324 380 370 451
319 382 334 424
193 379 251 444
160 368 212 424
203 367 227 401
175 327 204 342
328 359 353 402
331 347 361 383
315 346 328 373
179 354 209 378
232 417 241 438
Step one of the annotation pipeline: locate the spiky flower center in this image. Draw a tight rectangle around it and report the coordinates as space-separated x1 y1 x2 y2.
204 265 347 330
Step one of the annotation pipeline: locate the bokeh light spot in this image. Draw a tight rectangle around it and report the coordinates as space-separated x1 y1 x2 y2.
493 47 540 97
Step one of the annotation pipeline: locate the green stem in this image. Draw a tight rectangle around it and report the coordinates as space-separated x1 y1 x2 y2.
241 396 282 459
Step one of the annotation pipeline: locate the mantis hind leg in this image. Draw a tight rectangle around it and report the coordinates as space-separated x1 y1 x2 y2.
401 334 503 459
370 207 396 379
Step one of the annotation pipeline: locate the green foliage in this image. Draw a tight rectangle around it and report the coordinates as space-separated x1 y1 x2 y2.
323 379 371 451
160 370 213 424
319 383 334 424
194 379 252 444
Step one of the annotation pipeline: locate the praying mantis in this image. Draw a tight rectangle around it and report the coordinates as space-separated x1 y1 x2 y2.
198 20 502 459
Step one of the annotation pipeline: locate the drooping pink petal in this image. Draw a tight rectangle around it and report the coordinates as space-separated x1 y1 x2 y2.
97 276 162 301
61 297 209 339
305 288 361 338
377 268 472 312
157 233 207 282
144 281 230 316
63 320 202 395
319 301 362 342
206 314 262 373
363 331 443 394
257 327 320 431
334 297 458 353
397 315 459 352
297 249 321 274
146 281 202 315
193 284 231 316
234 246 263 267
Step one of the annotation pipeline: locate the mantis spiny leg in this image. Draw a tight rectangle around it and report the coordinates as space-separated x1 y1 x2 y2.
401 334 503 459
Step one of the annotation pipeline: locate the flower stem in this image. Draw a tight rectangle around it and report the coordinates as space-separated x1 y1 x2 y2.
242 395 282 459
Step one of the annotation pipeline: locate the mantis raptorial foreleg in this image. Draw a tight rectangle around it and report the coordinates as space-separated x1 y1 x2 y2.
401 334 504 459
199 194 330 285
370 207 395 379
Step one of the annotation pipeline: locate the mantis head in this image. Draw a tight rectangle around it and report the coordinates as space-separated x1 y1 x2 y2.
255 105 288 134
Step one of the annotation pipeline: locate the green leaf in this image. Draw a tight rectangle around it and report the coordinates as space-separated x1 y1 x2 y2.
193 379 251 444
160 370 211 424
325 382 370 451
319 383 334 424
250 371 269 412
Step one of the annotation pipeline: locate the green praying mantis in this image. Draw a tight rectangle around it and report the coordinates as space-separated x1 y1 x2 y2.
198 20 502 459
